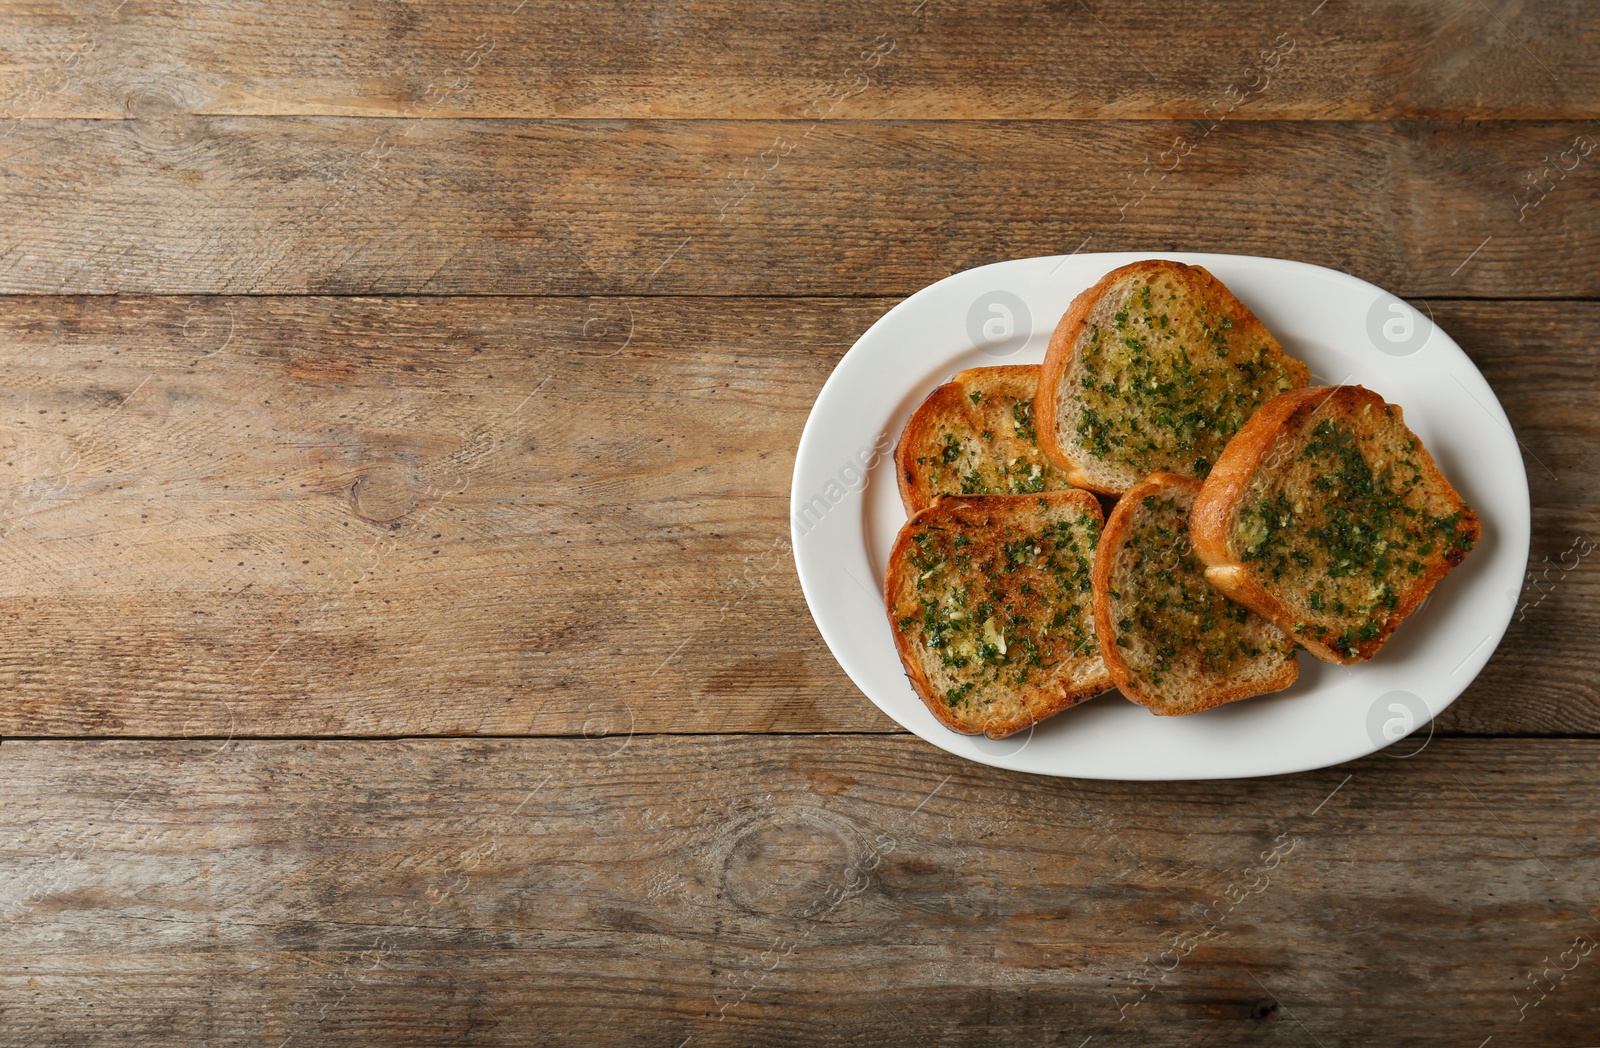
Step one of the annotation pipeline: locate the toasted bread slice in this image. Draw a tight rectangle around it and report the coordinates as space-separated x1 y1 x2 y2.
1191 385 1480 664
885 491 1111 738
1035 260 1310 495
895 365 1078 515
1094 472 1298 714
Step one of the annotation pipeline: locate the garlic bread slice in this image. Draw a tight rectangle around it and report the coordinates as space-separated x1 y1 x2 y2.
895 365 1078 515
1191 385 1480 664
1094 472 1298 714
1036 260 1309 495
886 491 1110 738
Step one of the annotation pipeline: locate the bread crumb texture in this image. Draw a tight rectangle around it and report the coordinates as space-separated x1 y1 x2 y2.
1111 489 1295 693
1073 268 1301 479
890 496 1102 733
906 367 1075 505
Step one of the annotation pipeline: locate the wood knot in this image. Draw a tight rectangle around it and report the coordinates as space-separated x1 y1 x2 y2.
350 465 418 525
123 85 205 151
711 805 870 920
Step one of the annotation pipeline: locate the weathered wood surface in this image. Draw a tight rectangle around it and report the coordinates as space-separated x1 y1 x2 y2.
0 736 1596 1046
1426 300 1600 735
0 294 856 737
0 3 1594 1046
0 118 1595 298
0 295 1590 737
1 0 1594 121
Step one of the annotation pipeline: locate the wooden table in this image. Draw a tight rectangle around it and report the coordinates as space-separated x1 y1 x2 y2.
1 2 1596 1043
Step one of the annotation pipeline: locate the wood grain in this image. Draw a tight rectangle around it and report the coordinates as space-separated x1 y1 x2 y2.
1 5 1593 1044
0 295 1590 737
0 294 872 737
0 118 1596 298
1400 299 1600 734
1 0 1596 121
1 736 1597 1045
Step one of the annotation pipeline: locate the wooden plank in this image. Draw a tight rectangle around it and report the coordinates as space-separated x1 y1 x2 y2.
0 294 879 737
0 295 1591 737
0 118 1596 298
2 0 1596 121
1426 300 1600 735
1 736 1597 1044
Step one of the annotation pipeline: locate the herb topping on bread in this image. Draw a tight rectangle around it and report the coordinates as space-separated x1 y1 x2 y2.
895 365 1077 515
885 491 1110 737
1191 385 1480 664
1036 260 1310 495
1094 472 1297 714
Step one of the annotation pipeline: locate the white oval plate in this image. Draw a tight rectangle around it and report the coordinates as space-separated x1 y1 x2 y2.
791 253 1530 780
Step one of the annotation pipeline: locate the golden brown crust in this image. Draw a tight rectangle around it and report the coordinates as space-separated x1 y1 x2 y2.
1094 472 1297 714
1191 385 1480 665
1093 472 1180 700
884 490 1110 738
1035 277 1108 487
1190 387 1360 663
1035 260 1309 496
1189 387 1334 569
886 509 948 729
894 365 1070 515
